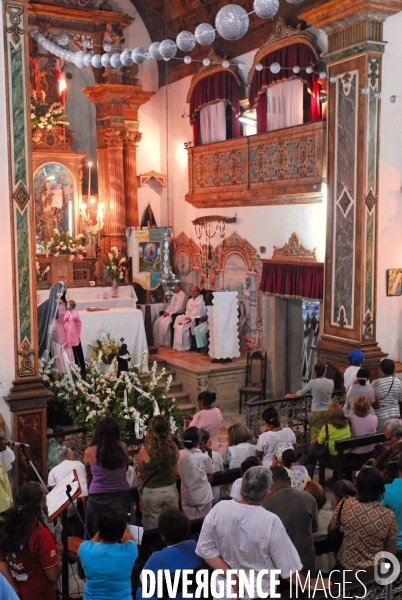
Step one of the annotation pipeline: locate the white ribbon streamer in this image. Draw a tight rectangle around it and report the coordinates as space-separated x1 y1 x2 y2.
132 385 160 416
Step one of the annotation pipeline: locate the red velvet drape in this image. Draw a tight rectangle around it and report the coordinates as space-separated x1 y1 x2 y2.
190 71 241 143
249 43 322 131
261 262 324 300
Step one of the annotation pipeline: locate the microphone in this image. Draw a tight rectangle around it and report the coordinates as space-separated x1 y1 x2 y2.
55 524 63 545
7 441 30 448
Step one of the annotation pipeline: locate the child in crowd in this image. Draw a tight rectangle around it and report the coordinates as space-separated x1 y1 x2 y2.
272 443 311 489
199 429 223 504
255 407 296 467
222 423 256 469
177 427 215 519
189 391 222 452
230 456 261 500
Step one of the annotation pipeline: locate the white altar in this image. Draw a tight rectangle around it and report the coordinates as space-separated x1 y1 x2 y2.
37 285 138 308
78 307 148 372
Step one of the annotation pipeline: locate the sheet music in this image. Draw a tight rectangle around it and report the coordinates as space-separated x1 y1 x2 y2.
47 470 81 521
129 524 144 545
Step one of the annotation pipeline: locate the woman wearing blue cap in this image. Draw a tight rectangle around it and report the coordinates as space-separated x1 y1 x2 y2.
343 350 365 391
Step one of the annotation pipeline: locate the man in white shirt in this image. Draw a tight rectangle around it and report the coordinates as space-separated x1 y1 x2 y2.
48 445 88 516
153 283 188 347
173 286 206 351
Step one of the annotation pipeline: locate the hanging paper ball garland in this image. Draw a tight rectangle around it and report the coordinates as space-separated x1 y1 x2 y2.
195 23 216 46
293 65 300 74
255 63 263 71
215 4 249 41
149 42 162 61
101 53 111 68
285 0 304 3
56 32 69 46
103 43 112 53
222 59 230 68
91 54 102 68
132 47 147 64
184 55 192 64
120 48 134 66
159 39 177 60
238 61 246 70
270 62 281 74
83 53 93 67
203 57 211 67
253 0 279 19
176 31 196 52
110 53 123 69
82 38 91 49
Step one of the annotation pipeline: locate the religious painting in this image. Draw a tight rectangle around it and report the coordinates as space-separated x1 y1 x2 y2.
128 228 170 290
175 250 198 296
139 242 161 273
34 163 74 250
387 269 402 296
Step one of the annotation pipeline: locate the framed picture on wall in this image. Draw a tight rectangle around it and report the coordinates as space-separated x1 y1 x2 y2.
387 269 402 296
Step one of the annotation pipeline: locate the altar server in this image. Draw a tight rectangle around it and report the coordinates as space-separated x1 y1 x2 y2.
153 283 188 347
173 286 206 351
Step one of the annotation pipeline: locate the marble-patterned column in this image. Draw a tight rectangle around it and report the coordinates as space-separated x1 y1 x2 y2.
82 84 154 257
2 0 53 486
299 0 402 377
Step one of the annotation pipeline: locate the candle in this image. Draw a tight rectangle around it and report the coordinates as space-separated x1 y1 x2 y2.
87 161 92 200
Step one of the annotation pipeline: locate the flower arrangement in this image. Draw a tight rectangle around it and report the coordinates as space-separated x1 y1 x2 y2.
36 261 50 282
89 331 119 365
104 247 127 281
45 228 84 260
31 90 69 130
39 352 184 440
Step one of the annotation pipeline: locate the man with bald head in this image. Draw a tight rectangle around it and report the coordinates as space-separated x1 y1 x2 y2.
173 286 206 351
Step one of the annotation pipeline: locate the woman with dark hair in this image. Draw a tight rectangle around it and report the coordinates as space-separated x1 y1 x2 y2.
255 407 296 467
343 368 379 416
329 468 398 569
78 505 138 600
178 427 215 519
137 415 179 530
372 359 402 432
286 363 334 441
189 391 222 452
136 508 204 600
274 445 310 490
222 423 256 470
0 482 62 600
83 416 131 537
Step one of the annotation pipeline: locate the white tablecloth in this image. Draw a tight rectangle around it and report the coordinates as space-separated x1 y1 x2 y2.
138 303 168 324
78 307 148 372
37 285 138 306
74 299 136 310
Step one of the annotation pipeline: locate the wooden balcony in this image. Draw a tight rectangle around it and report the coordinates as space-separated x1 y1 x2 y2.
185 120 327 208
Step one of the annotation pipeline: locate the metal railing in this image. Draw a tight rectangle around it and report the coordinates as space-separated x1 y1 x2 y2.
246 390 345 445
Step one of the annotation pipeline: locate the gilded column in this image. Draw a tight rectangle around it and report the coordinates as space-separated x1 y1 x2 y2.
299 0 402 377
82 84 154 257
3 0 53 485
123 130 142 227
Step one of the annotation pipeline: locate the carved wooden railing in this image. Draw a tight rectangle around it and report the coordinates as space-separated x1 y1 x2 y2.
246 389 345 445
186 120 327 208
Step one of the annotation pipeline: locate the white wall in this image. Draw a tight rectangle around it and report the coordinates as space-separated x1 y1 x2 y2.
377 11 402 360
0 6 15 435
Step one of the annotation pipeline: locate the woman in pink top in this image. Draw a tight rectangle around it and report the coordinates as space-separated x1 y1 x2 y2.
345 395 378 479
189 391 222 452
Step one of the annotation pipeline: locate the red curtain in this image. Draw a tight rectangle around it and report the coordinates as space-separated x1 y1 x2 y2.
249 43 322 130
261 262 324 300
190 71 241 143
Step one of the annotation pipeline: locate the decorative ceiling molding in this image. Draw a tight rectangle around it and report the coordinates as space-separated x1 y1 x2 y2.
272 232 317 261
139 171 166 187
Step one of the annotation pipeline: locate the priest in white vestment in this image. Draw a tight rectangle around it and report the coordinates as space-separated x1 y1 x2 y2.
173 286 206 351
153 283 188 346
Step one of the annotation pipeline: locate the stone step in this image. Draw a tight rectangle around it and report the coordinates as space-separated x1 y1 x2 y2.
167 390 190 401
139 368 175 382
177 403 196 415
156 380 182 392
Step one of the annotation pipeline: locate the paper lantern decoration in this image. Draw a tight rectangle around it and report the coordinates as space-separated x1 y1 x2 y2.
110 53 123 69
203 57 211 67
215 4 249 41
306 65 313 74
132 47 147 64
56 32 69 46
293 66 301 74
184 55 192 64
285 0 304 3
149 42 162 61
222 60 230 68
101 53 111 68
253 0 279 18
270 62 281 74
83 53 93 67
103 43 112 52
159 39 177 60
176 31 196 52
238 61 246 70
330 76 337 84
91 54 102 68
121 48 134 66
255 63 263 71
195 23 215 46
319 71 327 79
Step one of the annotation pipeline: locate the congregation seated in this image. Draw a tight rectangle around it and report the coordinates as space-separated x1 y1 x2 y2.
199 429 223 504
382 453 402 553
189 391 222 452
344 395 378 478
264 466 318 575
230 456 260 500
173 286 206 351
329 467 398 570
343 368 378 416
272 443 310 489
368 418 402 483
153 283 187 347
222 423 256 469
78 505 138 600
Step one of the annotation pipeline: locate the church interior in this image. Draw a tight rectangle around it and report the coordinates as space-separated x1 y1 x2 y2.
2 0 402 597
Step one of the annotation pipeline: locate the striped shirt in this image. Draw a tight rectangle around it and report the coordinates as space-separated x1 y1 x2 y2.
196 500 302 599
372 376 402 423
